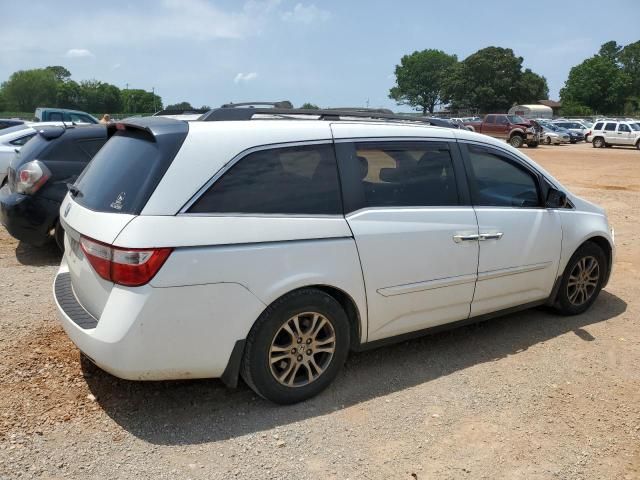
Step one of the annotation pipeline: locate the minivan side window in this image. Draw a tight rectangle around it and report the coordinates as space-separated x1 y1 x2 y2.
465 145 540 208
335 141 459 212
604 123 617 131
188 143 342 215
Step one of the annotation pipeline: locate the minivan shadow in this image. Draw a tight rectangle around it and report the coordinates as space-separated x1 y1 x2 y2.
15 240 61 266
83 290 626 446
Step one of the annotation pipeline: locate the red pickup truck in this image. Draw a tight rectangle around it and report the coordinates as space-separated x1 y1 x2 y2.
464 114 541 148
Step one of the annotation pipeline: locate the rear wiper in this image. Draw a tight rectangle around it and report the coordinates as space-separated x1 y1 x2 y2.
67 183 83 198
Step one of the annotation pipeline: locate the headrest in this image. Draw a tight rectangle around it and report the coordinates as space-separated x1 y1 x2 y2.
356 155 369 180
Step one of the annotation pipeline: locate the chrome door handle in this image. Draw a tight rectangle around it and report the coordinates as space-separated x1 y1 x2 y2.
453 234 480 243
479 232 504 241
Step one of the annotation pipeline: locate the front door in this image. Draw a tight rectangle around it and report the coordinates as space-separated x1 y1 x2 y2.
332 132 479 341
616 124 633 145
460 143 562 316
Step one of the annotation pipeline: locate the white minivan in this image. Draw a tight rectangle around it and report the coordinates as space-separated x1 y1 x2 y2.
54 108 614 404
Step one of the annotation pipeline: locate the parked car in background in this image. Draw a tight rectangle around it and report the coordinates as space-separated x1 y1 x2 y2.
34 108 99 124
538 121 582 144
0 124 107 249
53 108 613 404
540 124 570 145
552 120 587 140
0 122 67 185
590 120 640 149
464 114 540 148
0 119 26 130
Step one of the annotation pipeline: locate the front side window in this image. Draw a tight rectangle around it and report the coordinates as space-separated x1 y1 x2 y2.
618 124 631 133
188 143 342 215
465 145 540 208
48 112 63 121
496 116 509 125
336 141 458 212
604 123 617 131
630 123 640 131
485 116 496 124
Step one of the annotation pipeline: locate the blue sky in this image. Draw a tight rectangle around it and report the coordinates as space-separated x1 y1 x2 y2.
1 0 638 111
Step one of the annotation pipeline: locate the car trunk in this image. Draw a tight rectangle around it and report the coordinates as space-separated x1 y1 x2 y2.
59 118 188 319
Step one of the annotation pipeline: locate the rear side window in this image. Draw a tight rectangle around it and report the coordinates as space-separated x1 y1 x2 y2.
48 112 63 121
335 141 459 212
604 123 616 131
465 145 540 208
188 143 342 215
594 122 603 130
10 133 36 146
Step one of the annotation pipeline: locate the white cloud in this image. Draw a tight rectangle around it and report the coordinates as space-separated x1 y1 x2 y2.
65 48 94 58
281 3 330 24
234 72 258 84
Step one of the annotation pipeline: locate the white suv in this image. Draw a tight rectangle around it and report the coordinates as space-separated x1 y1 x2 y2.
54 108 615 404
590 120 640 149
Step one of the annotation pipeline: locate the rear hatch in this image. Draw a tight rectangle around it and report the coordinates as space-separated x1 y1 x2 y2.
60 118 188 319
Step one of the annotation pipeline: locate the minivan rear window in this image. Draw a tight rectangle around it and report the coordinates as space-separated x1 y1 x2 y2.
74 131 164 214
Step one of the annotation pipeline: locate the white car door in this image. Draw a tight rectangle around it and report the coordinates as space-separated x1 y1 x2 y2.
603 122 618 144
460 143 562 317
616 124 633 145
332 129 479 342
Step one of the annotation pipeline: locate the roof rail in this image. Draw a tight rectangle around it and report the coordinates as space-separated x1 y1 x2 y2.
153 108 209 116
220 101 294 109
200 107 454 127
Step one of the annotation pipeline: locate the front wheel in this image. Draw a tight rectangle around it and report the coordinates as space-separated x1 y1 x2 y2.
527 141 539 148
509 135 524 148
544 136 552 145
553 242 607 316
241 289 350 404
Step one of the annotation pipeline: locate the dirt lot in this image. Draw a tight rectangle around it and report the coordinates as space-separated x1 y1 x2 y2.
0 142 638 479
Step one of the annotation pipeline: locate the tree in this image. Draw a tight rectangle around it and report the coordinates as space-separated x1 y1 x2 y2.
121 89 162 113
389 49 458 114
1 68 58 111
299 102 319 109
56 80 81 109
598 41 622 61
45 66 72 82
618 41 640 107
516 69 549 103
560 54 630 114
165 101 194 110
444 47 547 112
78 80 122 113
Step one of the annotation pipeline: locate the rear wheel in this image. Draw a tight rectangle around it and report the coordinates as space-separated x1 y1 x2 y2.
636 140 640 150
241 289 350 404
553 242 606 316
509 135 524 148
592 137 605 148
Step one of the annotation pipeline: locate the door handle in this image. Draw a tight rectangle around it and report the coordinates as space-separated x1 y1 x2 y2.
479 232 504 241
453 234 480 243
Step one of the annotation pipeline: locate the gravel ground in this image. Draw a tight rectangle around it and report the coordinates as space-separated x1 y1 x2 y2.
0 142 639 479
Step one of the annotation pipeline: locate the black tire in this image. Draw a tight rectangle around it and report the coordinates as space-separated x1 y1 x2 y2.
553 242 607 316
636 140 640 150
54 220 65 252
241 288 350 404
544 136 551 145
509 135 524 148
527 141 539 148
592 137 605 148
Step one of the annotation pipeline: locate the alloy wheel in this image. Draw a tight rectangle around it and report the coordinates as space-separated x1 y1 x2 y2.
269 312 336 387
567 256 600 306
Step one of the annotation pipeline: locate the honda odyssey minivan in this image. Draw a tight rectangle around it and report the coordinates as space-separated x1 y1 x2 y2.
54 107 614 404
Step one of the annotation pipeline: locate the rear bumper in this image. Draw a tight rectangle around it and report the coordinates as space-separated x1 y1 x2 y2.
0 185 59 246
53 260 266 380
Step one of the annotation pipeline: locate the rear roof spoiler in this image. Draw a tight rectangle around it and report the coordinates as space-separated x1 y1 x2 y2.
108 116 189 141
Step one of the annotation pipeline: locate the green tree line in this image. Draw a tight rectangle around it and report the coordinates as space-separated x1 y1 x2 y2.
0 66 162 114
389 41 639 115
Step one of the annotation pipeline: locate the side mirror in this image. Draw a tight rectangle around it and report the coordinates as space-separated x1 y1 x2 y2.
546 188 567 208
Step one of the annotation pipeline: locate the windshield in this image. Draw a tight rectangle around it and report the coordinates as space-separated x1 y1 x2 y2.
506 115 526 123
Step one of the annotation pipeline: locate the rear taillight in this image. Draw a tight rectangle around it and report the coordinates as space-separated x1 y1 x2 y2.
15 160 51 195
79 236 172 287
